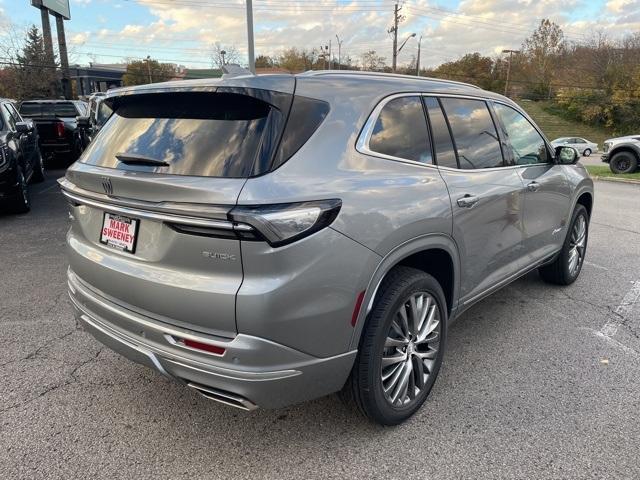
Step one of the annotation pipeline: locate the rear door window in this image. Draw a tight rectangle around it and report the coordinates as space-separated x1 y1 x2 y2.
80 92 276 178
423 97 458 169
368 96 432 164
440 98 503 169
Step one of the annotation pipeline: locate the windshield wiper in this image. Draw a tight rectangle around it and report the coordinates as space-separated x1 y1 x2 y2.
116 153 170 167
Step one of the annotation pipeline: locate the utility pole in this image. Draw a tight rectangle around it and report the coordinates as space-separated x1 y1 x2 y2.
416 34 422 76
246 0 256 73
502 49 519 97
146 55 152 83
54 14 71 99
329 39 332 70
390 3 399 72
221 50 226 66
335 35 343 70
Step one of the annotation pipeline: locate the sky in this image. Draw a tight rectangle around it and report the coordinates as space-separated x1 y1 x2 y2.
2 0 640 69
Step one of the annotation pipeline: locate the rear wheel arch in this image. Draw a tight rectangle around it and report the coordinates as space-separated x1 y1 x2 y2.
349 236 459 350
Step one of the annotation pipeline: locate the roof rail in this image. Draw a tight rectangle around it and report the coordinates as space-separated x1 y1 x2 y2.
299 69 481 89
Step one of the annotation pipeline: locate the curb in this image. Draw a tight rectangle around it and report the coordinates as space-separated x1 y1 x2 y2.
591 176 640 185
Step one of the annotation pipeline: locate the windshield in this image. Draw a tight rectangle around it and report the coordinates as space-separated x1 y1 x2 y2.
80 92 273 178
19 102 79 118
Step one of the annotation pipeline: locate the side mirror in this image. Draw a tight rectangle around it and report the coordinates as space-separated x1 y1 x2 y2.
76 116 90 127
15 122 31 133
555 146 579 165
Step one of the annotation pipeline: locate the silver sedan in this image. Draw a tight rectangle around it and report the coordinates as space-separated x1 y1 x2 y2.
551 137 598 156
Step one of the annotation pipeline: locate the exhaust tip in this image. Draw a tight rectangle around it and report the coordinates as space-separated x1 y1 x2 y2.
187 382 258 411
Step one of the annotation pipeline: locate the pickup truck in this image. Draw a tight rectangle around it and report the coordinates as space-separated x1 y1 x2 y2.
18 100 88 163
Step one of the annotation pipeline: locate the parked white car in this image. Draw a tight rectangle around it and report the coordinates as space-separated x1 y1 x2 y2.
551 137 598 156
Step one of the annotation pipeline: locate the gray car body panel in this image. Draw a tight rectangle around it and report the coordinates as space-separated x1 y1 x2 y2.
62 71 593 409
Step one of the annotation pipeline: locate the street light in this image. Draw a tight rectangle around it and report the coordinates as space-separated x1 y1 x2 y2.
397 32 416 54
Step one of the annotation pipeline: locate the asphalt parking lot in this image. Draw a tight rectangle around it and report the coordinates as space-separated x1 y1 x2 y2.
1 168 639 479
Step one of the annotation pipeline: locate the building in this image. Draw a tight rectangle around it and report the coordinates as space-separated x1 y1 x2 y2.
69 63 127 96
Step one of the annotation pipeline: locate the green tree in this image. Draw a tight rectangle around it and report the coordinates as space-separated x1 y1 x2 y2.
122 59 176 86
11 25 59 99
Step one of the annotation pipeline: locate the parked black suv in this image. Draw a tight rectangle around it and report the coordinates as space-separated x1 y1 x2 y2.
0 99 45 213
18 100 88 163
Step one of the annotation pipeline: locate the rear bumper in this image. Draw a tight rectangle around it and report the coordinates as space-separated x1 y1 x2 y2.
68 269 356 409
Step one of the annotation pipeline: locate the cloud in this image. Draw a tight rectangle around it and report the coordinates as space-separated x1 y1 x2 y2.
74 0 640 69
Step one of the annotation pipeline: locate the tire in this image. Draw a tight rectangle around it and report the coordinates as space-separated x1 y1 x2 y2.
30 148 46 183
539 204 588 285
343 266 447 425
5 166 31 214
609 151 638 174
583 148 591 157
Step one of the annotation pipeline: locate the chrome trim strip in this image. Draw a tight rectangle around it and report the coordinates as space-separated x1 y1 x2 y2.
62 188 251 231
356 92 557 172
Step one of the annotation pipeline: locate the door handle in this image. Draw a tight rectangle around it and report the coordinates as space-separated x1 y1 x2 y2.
527 181 541 192
457 194 480 208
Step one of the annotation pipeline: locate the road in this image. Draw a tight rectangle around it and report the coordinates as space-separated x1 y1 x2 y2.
1 170 639 479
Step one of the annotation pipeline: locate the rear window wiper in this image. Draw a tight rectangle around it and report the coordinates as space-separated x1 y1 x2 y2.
116 153 170 167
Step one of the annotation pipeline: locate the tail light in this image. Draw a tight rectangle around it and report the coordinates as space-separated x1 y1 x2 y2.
56 122 65 138
229 199 342 247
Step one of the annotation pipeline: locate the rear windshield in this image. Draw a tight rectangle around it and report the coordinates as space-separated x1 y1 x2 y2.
19 102 79 117
80 92 272 178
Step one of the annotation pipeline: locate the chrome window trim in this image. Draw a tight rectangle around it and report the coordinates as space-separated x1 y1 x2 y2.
356 91 556 172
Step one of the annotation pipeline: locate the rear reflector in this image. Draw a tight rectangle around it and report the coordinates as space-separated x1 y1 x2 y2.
182 338 226 356
351 290 366 327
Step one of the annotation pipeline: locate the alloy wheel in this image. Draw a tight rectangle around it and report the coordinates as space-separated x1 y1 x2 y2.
381 292 441 407
568 214 587 276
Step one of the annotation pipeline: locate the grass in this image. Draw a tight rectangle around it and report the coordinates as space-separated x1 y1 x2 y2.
516 100 614 146
585 165 640 181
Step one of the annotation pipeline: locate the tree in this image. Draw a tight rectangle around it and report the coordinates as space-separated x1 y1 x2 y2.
428 52 503 91
278 48 317 72
122 58 176 86
255 54 274 69
11 25 59 99
360 50 386 71
211 42 240 69
522 19 566 98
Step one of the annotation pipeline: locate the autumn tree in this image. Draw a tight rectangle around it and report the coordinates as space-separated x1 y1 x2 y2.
278 48 317 72
122 59 176 86
521 19 566 98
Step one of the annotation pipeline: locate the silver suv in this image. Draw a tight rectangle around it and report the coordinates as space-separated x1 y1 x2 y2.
60 71 593 425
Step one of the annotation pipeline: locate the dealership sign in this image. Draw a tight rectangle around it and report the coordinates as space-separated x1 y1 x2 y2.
30 0 70 20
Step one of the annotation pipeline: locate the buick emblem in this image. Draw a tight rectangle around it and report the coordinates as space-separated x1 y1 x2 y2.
101 177 113 195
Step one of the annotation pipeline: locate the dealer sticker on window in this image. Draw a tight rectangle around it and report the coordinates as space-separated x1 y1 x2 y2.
100 212 139 253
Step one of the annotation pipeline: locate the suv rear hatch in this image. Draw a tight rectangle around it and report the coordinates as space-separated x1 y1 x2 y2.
62 80 295 337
